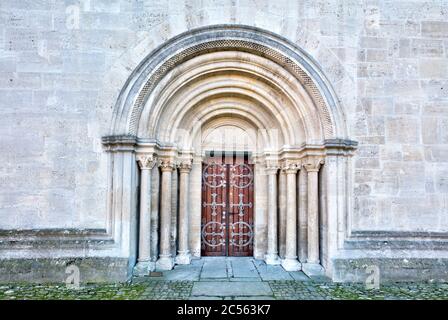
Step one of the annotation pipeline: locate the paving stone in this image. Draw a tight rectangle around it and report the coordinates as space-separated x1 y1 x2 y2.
191 281 273 297
308 275 332 283
201 258 228 279
191 259 205 267
162 266 201 281
253 260 294 280
232 296 275 300
200 278 230 281
189 296 223 300
229 277 262 282
289 271 311 281
230 258 259 278
0 280 447 300
1 258 447 300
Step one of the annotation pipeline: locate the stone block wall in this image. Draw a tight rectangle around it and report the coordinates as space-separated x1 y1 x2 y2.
0 0 447 281
352 2 448 233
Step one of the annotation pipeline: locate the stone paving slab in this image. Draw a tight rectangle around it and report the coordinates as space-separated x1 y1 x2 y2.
189 296 224 300
191 259 205 267
290 271 311 281
162 266 202 281
199 278 230 281
231 258 259 278
232 296 276 300
2 258 448 300
1 280 448 300
229 277 262 282
252 260 294 280
189 295 275 300
191 281 273 297
200 258 228 279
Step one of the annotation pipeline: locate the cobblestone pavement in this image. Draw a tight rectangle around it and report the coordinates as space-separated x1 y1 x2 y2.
1 280 447 300
0 281 193 300
268 281 448 300
1 258 447 300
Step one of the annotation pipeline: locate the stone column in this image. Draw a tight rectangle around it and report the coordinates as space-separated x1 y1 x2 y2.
281 162 301 271
298 168 308 263
278 170 287 258
150 166 160 263
134 154 156 276
176 160 192 264
189 155 202 257
302 157 325 276
253 157 268 259
156 159 176 270
265 164 280 265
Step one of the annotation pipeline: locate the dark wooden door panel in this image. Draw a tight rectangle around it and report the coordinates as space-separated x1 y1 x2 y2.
228 159 254 256
201 161 227 256
201 154 254 257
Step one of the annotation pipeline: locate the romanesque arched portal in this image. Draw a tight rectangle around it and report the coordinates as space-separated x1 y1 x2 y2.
102 25 356 277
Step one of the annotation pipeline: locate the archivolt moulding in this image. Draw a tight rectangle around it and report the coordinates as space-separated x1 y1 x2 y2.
101 25 358 279
109 24 349 142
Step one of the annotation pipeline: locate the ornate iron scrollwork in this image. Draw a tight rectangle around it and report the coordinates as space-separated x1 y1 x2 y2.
202 161 255 254
229 222 254 247
230 193 252 217
201 221 226 247
203 162 226 188
230 163 253 188
203 193 226 217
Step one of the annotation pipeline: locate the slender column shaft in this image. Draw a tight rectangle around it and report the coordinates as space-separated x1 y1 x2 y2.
281 162 301 271
285 170 297 260
176 161 192 264
160 169 172 257
279 170 287 258
307 169 320 264
302 157 325 277
138 167 151 262
189 157 202 257
265 167 280 264
150 167 160 262
157 160 175 270
134 155 156 275
298 168 308 262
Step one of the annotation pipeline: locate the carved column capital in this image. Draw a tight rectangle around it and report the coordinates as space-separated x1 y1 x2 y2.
158 159 176 172
265 160 280 175
178 159 193 173
281 161 300 174
137 154 156 170
302 157 325 172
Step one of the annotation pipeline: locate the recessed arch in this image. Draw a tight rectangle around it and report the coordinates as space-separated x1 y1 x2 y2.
110 25 348 142
200 118 259 154
185 103 278 151
139 50 321 146
102 25 357 279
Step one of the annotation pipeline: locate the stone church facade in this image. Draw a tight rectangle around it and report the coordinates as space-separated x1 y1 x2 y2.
1 1 447 283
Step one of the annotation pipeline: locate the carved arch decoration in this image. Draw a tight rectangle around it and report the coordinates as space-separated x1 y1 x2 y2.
102 25 357 278
109 25 349 143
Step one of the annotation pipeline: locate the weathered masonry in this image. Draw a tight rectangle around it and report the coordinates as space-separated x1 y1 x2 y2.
1 1 448 283
101 26 356 278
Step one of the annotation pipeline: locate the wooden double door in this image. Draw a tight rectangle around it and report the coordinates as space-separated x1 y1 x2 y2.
201 153 254 256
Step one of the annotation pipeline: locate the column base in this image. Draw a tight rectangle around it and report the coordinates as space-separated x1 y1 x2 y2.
175 252 192 265
281 258 301 271
133 261 155 276
265 253 281 265
302 262 325 277
156 256 174 270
